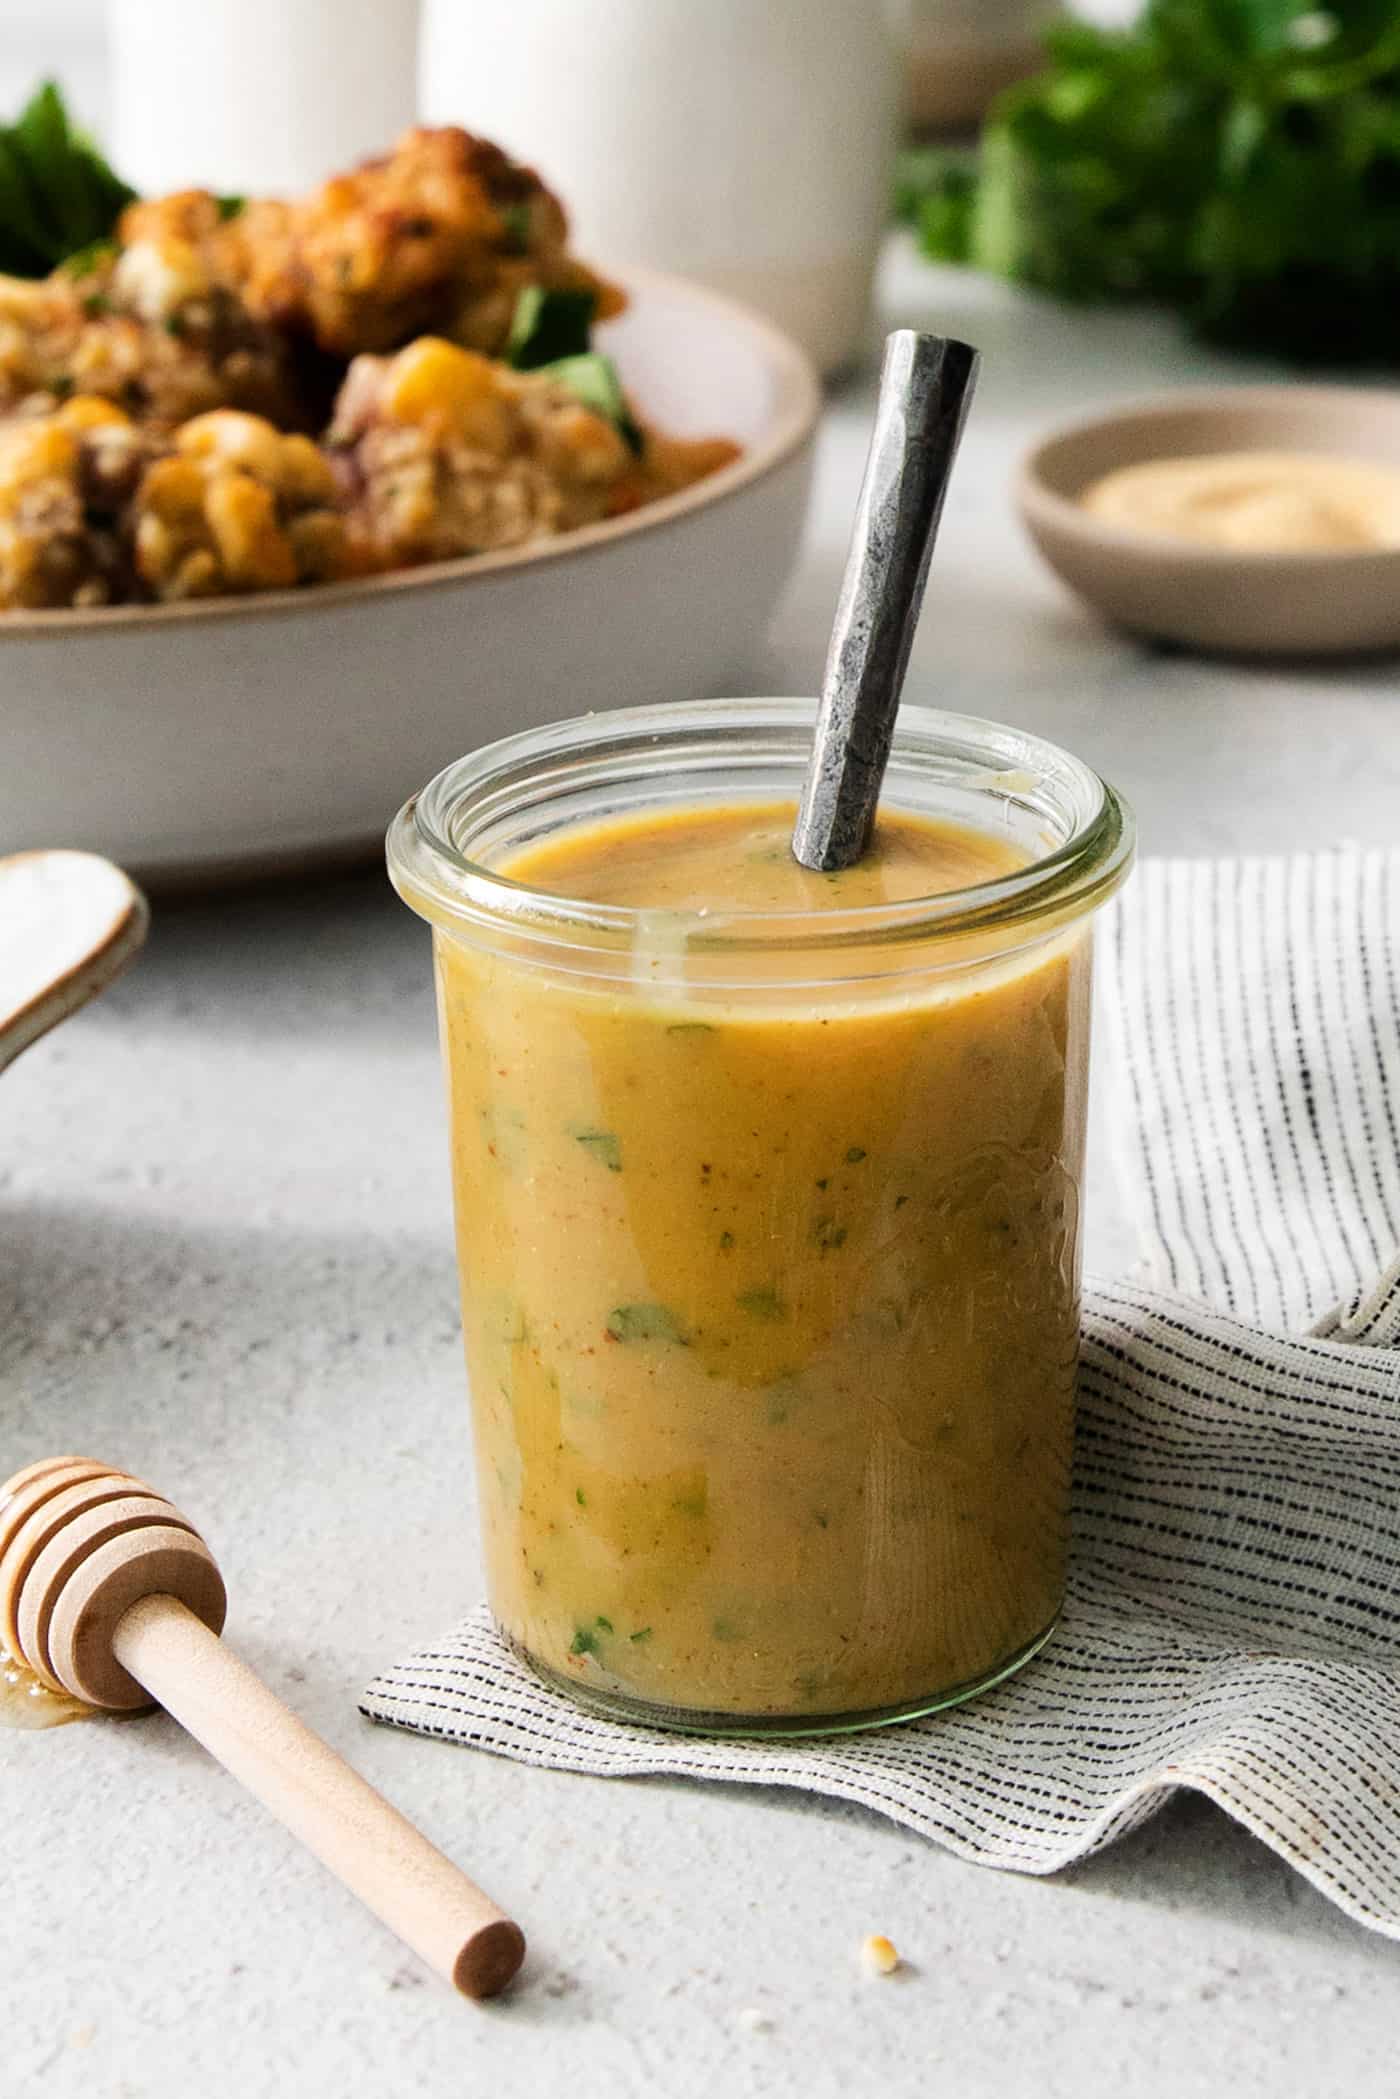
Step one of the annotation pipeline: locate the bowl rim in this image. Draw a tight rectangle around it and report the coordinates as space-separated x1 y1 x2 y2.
0 262 822 640
1018 383 1400 571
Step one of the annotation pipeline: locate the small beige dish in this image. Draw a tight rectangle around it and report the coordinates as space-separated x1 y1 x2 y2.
1020 385 1400 656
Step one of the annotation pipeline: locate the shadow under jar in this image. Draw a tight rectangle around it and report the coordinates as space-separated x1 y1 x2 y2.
388 700 1134 1736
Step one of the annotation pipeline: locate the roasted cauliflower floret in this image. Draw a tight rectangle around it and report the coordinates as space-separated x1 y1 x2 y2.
0 245 304 432
134 409 352 599
232 127 624 359
327 337 638 566
66 308 301 431
0 275 78 412
0 395 161 609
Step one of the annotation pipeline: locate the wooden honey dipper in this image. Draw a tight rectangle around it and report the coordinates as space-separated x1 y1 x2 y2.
0 1454 525 1999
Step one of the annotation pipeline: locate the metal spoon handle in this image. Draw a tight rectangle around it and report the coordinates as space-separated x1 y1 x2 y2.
792 331 980 872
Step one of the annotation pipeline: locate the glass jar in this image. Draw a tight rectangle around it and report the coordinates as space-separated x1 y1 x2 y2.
388 699 1133 1736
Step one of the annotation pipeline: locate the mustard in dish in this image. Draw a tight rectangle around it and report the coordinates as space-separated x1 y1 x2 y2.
1080 450 1400 554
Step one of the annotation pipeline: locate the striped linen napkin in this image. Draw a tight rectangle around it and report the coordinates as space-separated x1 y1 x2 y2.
364 850 1400 1940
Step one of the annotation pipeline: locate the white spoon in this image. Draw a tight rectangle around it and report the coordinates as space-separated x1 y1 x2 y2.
0 850 148 1075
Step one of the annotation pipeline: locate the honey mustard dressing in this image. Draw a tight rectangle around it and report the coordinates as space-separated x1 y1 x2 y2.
433 801 1092 1726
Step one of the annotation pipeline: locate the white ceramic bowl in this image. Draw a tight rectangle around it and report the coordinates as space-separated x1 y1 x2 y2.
1 269 820 884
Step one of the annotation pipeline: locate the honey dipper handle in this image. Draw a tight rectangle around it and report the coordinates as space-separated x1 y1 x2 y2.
111 1595 524 1998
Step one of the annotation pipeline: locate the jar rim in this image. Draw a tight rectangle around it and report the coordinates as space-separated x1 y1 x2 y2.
387 698 1134 957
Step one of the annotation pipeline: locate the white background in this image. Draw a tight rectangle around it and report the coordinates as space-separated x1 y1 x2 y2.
0 0 1141 149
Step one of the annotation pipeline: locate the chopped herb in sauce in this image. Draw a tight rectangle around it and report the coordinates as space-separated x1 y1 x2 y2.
846 1146 868 1164
479 1104 527 1171
718 1230 735 1252
571 1614 613 1656
712 1616 742 1642
575 1487 587 1507
629 1626 652 1643
737 1287 786 1321
571 1126 622 1172
488 1295 530 1344
666 1021 716 1037
595 1615 614 1635
672 1489 707 1518
607 1302 689 1345
812 1217 847 1252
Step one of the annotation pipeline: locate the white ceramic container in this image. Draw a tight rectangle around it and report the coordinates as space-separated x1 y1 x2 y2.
107 0 421 197
420 0 907 376
0 271 819 885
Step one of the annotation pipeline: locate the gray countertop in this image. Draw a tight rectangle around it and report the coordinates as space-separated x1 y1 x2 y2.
5 245 1400 2096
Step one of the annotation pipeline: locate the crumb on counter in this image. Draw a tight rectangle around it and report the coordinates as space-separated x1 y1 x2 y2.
860 1934 901 1978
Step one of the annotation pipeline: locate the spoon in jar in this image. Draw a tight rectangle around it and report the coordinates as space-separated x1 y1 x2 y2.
792 330 980 873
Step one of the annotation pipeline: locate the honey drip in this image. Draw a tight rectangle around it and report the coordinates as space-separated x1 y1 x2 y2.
0 1643 93 1729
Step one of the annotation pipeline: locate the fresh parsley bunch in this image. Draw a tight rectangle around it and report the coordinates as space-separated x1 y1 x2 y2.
898 0 1400 362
